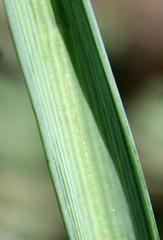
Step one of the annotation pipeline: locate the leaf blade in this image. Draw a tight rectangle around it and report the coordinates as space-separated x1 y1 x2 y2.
4 0 159 239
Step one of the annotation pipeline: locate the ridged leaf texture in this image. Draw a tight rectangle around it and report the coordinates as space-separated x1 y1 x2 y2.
4 0 159 240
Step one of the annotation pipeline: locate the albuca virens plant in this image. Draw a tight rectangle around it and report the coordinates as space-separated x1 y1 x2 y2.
4 0 159 240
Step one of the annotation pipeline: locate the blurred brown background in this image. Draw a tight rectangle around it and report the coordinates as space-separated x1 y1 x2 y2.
0 0 163 239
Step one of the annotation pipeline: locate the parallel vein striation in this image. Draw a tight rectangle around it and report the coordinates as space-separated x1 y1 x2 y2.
4 0 159 240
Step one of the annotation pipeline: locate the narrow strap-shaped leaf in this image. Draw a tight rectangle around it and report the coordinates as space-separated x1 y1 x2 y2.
4 0 159 239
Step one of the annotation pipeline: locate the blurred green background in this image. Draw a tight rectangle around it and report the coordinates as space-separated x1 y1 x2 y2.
0 0 163 239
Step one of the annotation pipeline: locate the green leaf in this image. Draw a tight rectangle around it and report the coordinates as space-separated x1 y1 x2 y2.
4 0 159 239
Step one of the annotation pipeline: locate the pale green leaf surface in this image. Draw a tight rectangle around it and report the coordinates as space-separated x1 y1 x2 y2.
4 1 159 240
